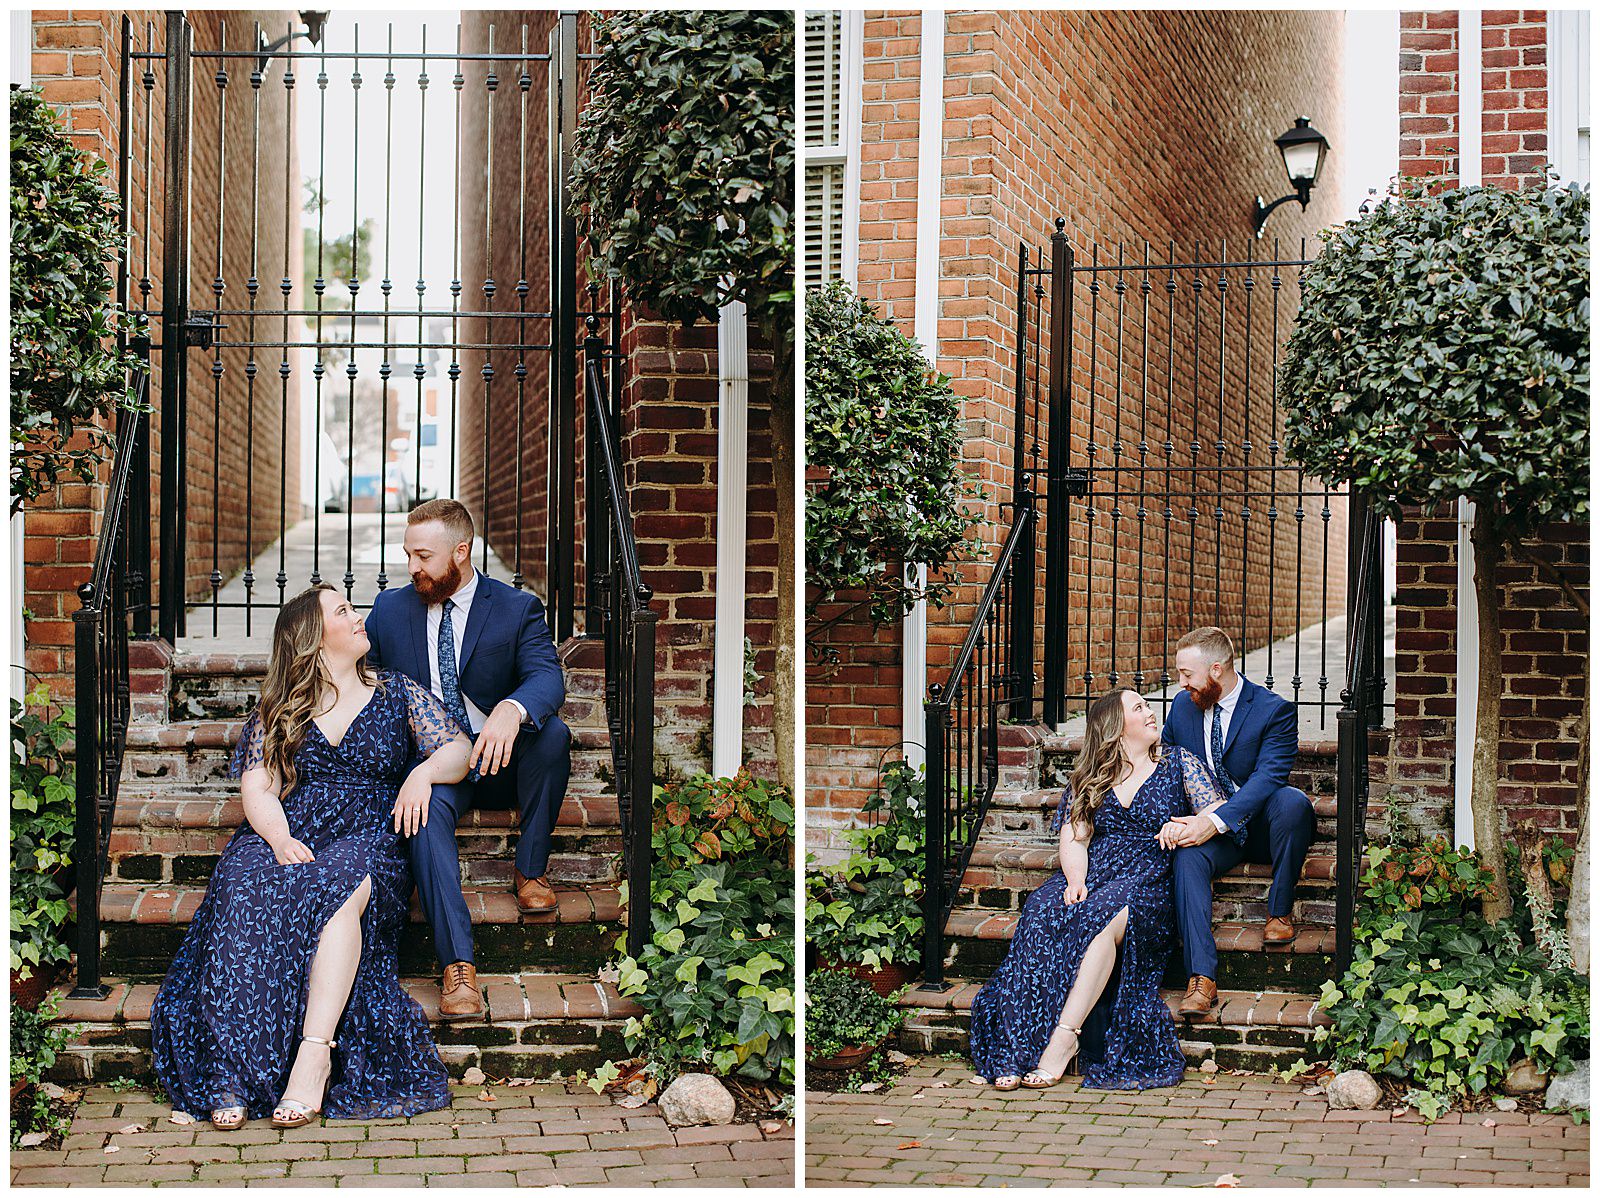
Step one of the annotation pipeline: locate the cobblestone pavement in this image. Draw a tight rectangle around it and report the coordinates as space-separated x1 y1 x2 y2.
12 1083 795 1187
806 1061 1589 1187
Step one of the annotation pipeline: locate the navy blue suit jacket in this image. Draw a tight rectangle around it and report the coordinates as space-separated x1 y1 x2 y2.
364 572 565 733
1160 677 1297 841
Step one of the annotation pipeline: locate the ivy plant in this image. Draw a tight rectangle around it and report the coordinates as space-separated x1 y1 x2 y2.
613 771 795 1086
1280 179 1590 923
803 967 907 1062
11 685 77 980
10 87 145 516
805 282 985 624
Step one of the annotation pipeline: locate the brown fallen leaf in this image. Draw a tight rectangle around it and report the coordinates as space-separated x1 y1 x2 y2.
616 1094 648 1109
897 1141 921 1151
1214 1173 1240 1187
1202 1138 1220 1147
477 1088 495 1103
116 1123 147 1135
1198 1060 1219 1075
758 1119 785 1136
873 1118 895 1126
103 1145 121 1155
168 1112 195 1126
1481 1118 1497 1128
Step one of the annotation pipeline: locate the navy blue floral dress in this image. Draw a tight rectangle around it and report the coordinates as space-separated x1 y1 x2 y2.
151 670 460 1120
969 747 1222 1090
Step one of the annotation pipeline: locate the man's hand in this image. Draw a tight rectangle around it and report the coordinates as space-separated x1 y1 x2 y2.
393 772 432 837
469 700 524 777
1157 813 1219 849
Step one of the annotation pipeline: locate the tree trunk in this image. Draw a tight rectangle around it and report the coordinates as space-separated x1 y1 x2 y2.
1568 666 1590 971
1470 505 1512 923
1511 818 1560 959
768 340 797 799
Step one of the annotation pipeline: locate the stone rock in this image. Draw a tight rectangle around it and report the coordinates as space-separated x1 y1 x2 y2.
659 1073 736 1127
1502 1058 1548 1095
1326 1069 1383 1110
1493 1096 1520 1113
1545 1060 1590 1112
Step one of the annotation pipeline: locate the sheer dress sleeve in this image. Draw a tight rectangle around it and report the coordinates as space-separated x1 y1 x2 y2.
226 708 266 780
1175 746 1224 815
1050 784 1072 836
393 672 467 756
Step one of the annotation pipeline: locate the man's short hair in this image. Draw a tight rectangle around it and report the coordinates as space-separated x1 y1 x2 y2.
407 498 475 547
1176 626 1235 667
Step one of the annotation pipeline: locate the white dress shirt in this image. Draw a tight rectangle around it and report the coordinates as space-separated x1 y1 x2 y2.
423 568 527 734
1201 673 1244 832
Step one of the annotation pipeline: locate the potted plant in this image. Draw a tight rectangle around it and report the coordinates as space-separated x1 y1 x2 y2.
805 760 925 993
804 967 907 1071
11 687 76 1009
10 997 77 1147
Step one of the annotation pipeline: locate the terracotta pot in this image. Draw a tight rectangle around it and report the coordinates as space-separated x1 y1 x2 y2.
819 958 920 999
10 966 59 1013
807 1040 882 1072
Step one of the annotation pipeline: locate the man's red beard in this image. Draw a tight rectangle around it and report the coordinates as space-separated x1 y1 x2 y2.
411 556 464 605
1188 674 1225 711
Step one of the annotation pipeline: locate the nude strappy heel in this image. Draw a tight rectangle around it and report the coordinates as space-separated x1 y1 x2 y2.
209 1105 246 1130
1021 1022 1081 1088
270 1035 335 1129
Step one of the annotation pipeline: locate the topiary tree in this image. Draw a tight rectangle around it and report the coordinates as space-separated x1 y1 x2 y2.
1280 179 1590 937
10 87 145 516
805 282 984 630
569 11 796 790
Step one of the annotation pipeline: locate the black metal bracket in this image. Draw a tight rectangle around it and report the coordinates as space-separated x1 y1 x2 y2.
1063 467 1090 497
182 314 223 351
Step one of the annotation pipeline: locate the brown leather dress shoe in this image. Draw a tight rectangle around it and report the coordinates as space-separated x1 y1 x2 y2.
1264 915 1298 944
1178 975 1218 1019
439 961 484 1020
514 870 558 913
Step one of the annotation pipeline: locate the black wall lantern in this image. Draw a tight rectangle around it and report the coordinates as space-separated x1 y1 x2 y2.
1251 116 1331 239
257 11 329 76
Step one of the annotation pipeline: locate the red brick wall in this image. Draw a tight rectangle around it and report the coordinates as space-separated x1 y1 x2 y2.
807 9 1347 841
1388 9 1587 846
21 9 301 690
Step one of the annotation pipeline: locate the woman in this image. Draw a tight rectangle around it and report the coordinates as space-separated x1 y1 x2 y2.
968 688 1224 1091
151 584 473 1128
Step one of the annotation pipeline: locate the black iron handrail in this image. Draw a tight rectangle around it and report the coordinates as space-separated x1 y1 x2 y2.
71 335 154 999
1334 498 1386 974
583 328 657 963
920 502 1036 989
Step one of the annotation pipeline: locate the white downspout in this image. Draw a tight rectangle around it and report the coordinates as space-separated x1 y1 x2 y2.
1452 11 1483 848
840 8 865 287
903 9 945 771
711 300 750 779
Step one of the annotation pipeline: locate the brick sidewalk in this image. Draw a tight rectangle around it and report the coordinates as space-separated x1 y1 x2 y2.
12 1082 794 1187
806 1060 1589 1187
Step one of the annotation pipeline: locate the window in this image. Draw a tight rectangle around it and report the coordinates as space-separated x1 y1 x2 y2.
803 11 860 289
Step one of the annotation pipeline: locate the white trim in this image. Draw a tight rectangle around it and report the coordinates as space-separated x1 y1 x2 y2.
10 11 31 90
902 10 945 771
840 8 865 286
711 300 750 780
1548 10 1591 186
1459 12 1482 188
1453 13 1483 848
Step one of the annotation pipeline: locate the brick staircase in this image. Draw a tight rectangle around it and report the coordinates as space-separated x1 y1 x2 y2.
900 722 1390 1070
49 639 641 1083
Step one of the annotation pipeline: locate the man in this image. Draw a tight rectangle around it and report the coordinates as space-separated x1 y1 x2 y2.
365 498 570 1018
1159 626 1315 1018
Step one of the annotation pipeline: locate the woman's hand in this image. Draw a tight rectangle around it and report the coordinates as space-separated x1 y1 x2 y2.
272 837 315 866
1156 820 1186 850
393 772 432 837
1062 881 1088 906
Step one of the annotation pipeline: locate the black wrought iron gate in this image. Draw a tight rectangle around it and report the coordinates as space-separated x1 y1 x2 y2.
72 11 659 995
922 218 1388 987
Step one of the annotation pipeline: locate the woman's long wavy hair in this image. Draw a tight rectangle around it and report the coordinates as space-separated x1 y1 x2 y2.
256 584 381 797
1066 688 1162 832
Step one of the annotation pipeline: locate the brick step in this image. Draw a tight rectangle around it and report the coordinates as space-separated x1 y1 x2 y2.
957 845 1337 925
106 787 625 887
897 984 1330 1072
940 912 1335 992
122 720 618 787
85 882 625 978
44 972 637 1083
979 790 1382 842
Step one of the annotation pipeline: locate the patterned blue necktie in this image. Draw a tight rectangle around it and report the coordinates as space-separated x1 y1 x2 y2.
1209 704 1237 797
438 598 472 735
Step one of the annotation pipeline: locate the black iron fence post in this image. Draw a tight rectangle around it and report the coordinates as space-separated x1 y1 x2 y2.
69 604 107 1000
1008 243 1036 721
583 322 609 639
919 688 949 990
626 604 657 961
158 12 193 644
130 328 154 634
1042 219 1072 727
547 11 579 642
1334 692 1359 975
